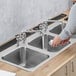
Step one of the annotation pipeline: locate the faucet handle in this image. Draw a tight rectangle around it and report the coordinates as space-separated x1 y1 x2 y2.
15 34 21 46
21 32 26 44
43 21 48 31
39 22 48 33
39 23 44 30
15 34 21 40
21 32 26 38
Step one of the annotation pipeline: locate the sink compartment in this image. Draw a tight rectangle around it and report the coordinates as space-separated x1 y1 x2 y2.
29 35 70 52
49 24 65 34
2 47 49 69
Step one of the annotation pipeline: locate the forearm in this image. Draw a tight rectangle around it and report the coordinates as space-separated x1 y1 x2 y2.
59 25 76 40
59 4 76 40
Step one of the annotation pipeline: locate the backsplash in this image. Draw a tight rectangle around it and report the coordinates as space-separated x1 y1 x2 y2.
0 0 71 45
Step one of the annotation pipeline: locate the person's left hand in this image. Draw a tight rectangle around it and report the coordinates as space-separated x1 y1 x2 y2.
51 35 62 47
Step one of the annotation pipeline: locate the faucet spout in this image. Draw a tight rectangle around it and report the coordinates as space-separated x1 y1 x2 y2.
42 34 48 51
46 19 65 30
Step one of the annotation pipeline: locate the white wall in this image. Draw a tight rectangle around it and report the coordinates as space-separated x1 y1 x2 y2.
0 0 71 45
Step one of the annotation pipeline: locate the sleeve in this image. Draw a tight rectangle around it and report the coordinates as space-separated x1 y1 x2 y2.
59 3 76 40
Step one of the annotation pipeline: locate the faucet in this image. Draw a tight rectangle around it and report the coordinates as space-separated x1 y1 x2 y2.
38 22 48 50
21 32 26 44
15 32 27 66
46 19 65 30
15 32 26 46
38 22 48 34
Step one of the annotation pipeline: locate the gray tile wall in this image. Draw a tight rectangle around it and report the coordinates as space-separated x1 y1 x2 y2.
0 0 70 45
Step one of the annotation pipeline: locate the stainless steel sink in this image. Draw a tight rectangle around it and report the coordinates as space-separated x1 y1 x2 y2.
1 23 73 72
2 47 49 70
28 35 70 52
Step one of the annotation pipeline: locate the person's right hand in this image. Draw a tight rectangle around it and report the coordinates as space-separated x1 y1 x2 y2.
51 35 70 47
51 35 62 47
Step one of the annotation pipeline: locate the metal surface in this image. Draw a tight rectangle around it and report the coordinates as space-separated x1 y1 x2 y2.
2 47 49 68
49 24 66 34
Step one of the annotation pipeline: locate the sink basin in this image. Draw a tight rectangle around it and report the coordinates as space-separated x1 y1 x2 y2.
2 47 49 71
49 24 65 34
28 35 70 52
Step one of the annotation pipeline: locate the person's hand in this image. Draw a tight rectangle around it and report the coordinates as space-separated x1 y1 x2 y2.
51 35 70 47
60 37 70 45
51 35 62 47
